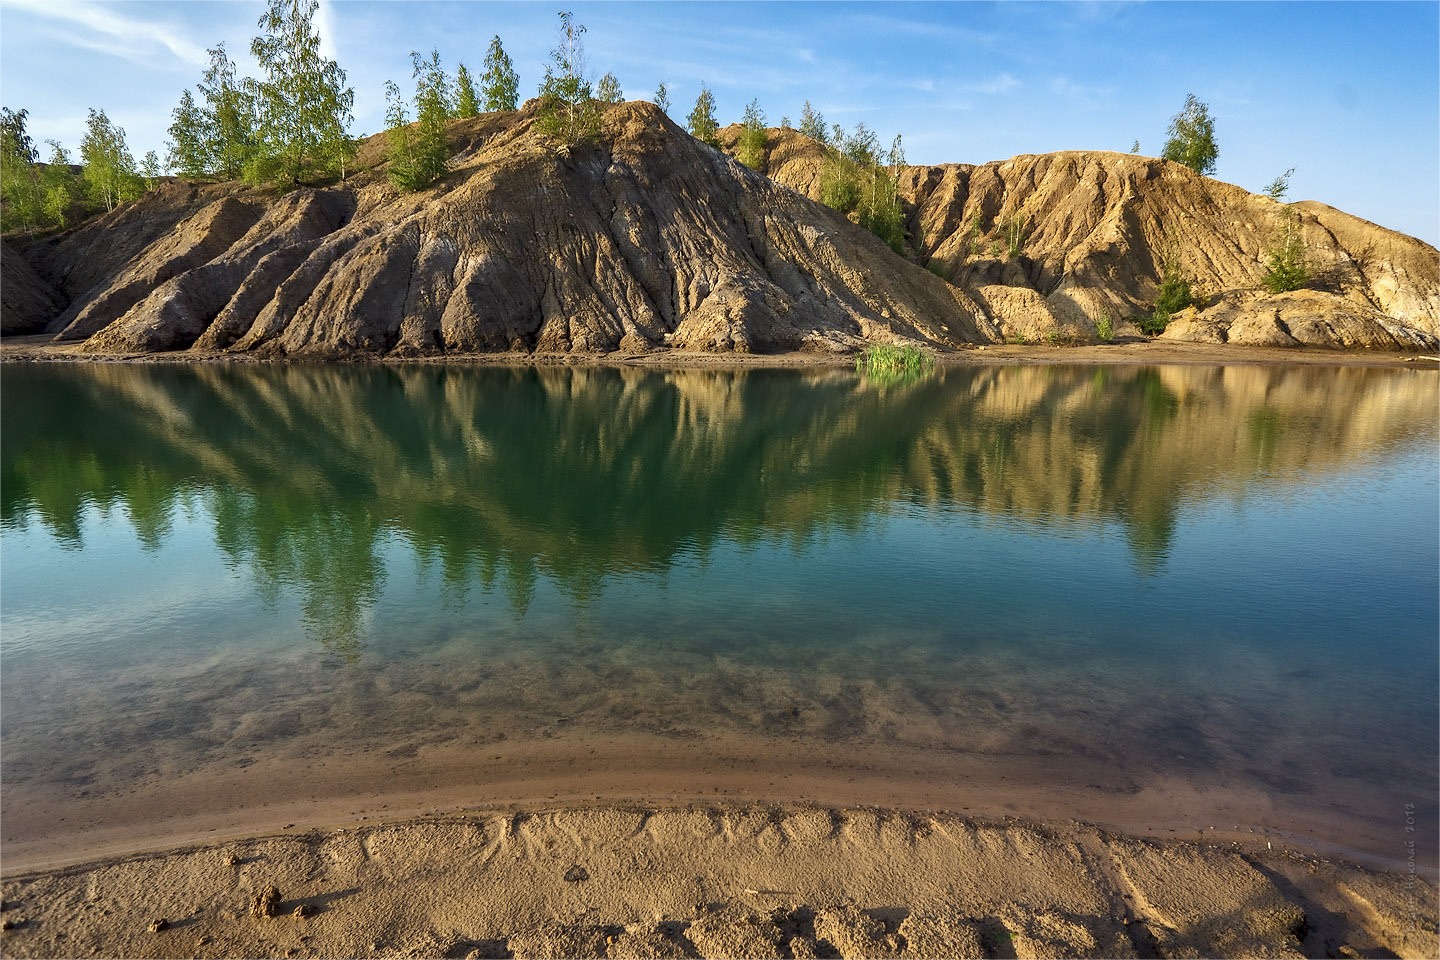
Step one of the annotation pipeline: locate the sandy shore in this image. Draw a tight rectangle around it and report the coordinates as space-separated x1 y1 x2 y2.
2 803 1436 959
3 333 1439 369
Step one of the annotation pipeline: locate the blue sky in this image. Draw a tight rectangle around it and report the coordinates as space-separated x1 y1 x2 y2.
1 1 1436 245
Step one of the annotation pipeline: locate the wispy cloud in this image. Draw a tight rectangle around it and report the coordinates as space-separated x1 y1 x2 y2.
1050 76 1114 109
968 73 1021 96
1 0 207 67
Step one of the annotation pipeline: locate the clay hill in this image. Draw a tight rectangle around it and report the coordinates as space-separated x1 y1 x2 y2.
3 100 1437 355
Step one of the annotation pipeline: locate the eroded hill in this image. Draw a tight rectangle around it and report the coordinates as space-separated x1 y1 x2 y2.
733 125 1440 350
3 101 1437 355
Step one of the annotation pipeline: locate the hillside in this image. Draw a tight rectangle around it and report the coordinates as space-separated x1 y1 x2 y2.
729 124 1440 350
3 101 1437 355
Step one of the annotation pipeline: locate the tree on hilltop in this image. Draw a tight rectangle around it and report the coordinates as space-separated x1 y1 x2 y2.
79 108 142 211
736 98 767 171
248 0 355 186
596 71 623 104
536 12 600 147
1 107 45 232
480 36 519 111
200 44 257 179
387 49 452 191
654 82 671 117
167 90 210 178
687 85 719 147
1161 93 1217 176
455 62 479 118
798 100 827 143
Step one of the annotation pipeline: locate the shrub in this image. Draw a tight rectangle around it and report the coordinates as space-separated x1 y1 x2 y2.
1095 314 1114 341
1261 207 1309 293
855 344 934 384
1145 247 1194 334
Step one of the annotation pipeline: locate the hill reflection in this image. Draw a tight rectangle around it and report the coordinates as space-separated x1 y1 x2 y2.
3 362 1434 650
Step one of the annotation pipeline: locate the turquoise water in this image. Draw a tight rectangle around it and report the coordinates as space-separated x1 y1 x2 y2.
2 362 1436 864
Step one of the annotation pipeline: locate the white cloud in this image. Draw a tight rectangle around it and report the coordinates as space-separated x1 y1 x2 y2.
969 73 1021 96
0 0 208 67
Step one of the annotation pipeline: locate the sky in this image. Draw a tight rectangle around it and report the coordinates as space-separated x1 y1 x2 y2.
1 0 1436 245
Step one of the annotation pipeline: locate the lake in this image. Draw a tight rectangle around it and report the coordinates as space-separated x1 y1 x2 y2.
2 361 1436 870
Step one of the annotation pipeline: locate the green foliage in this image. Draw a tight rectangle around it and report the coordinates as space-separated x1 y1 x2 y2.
248 0 355 187
1262 167 1294 201
736 98 767 171
855 343 934 385
454 63 479 118
41 140 80 227
1001 212 1027 258
1 107 47 233
1161 93 1218 176
384 81 416 188
167 89 209 179
653 82 670 117
480 36 519 111
1130 139 1140 154
200 44 257 180
798 100 827 143
140 150 163 188
596 72 623 104
687 85 719 147
1095 314 1114 341
1144 247 1194 334
386 49 451 192
79 108 142 212
1261 207 1310 293
536 12 600 148
819 123 906 253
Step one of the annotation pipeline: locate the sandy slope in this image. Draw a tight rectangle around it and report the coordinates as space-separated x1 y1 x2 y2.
2 803 1435 959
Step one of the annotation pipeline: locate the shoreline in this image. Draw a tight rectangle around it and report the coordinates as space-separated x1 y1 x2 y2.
2 801 1436 958
5 730 1434 880
3 334 1439 369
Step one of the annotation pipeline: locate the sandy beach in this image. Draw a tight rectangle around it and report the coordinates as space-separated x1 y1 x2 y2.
2 802 1436 959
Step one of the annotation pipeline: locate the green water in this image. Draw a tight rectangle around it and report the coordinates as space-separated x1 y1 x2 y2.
2 362 1436 864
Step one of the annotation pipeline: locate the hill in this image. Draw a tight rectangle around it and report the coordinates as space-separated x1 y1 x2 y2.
726 124 1439 350
3 101 1436 355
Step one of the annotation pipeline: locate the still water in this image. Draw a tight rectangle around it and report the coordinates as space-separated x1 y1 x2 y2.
2 362 1436 866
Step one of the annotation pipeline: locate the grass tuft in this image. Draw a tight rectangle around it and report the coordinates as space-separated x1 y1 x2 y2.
855 343 935 385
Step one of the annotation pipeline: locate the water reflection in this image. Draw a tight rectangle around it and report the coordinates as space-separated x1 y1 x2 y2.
4 362 1435 653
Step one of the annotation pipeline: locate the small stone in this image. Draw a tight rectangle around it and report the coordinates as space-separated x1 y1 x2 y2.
1 918 16 931
250 885 283 919
149 918 169 933
293 903 316 919
563 864 589 882
226 854 240 866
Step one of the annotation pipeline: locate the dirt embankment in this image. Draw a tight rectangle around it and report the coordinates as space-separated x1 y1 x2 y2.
2 102 1436 358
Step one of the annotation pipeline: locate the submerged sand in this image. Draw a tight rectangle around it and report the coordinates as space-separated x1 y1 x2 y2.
2 803 1436 959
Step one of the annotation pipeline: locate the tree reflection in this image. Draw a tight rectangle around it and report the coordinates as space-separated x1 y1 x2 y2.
3 362 1433 653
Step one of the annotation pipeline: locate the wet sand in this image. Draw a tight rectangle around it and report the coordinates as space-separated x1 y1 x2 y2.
2 803 1436 959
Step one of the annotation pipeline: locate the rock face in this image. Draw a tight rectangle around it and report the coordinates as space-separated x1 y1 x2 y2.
735 127 1440 350
3 102 1437 355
